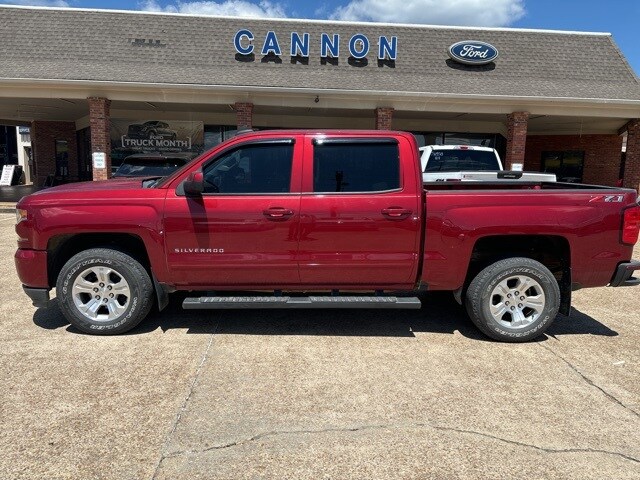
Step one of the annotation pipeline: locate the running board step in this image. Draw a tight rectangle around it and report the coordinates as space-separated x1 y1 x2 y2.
182 296 421 310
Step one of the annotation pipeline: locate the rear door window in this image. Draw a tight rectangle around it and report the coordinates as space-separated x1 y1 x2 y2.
313 141 400 193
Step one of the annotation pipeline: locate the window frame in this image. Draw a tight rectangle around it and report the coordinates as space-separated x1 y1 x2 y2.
310 137 402 195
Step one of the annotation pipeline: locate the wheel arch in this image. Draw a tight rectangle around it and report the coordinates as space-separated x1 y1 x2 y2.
466 234 572 315
47 233 151 289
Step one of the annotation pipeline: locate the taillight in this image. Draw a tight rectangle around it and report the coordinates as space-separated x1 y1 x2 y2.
622 205 640 245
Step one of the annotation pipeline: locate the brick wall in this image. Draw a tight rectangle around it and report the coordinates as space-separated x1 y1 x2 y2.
89 97 111 181
525 134 623 186
505 112 529 169
235 102 253 130
30 120 78 187
375 107 394 130
623 120 640 191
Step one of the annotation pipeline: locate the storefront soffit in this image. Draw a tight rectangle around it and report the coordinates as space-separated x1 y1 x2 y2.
0 95 632 136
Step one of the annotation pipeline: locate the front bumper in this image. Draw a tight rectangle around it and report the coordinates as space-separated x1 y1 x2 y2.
610 260 640 287
14 249 49 288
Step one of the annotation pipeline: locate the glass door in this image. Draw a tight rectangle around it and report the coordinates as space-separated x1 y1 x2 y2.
76 128 92 181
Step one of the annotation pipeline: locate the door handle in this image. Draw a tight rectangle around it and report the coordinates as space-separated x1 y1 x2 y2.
263 207 294 219
381 207 412 219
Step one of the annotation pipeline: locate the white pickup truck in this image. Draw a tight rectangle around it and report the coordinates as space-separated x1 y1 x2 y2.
420 145 556 183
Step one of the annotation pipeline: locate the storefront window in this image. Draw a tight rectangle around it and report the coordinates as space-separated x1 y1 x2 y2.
541 151 585 183
204 125 238 150
412 133 442 148
0 125 18 168
76 127 92 181
55 139 69 177
110 119 204 173
444 133 496 146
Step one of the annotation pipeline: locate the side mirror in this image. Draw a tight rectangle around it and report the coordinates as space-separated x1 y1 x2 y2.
183 171 204 196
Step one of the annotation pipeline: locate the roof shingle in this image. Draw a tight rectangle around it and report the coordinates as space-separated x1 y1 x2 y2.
1 6 639 102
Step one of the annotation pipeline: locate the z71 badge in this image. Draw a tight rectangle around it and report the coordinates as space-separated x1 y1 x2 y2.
589 195 624 203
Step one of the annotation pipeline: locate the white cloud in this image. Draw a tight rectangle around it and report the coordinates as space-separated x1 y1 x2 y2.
1 0 70 6
140 0 287 18
332 0 525 27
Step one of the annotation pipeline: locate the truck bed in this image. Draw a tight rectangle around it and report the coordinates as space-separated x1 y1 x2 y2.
423 181 622 191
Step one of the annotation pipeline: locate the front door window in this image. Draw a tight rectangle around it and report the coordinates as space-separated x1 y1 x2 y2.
202 143 293 194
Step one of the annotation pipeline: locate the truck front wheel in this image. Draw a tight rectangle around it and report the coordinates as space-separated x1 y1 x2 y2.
465 257 560 342
56 248 154 335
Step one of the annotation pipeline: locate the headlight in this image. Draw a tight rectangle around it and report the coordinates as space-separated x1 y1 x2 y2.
16 208 28 224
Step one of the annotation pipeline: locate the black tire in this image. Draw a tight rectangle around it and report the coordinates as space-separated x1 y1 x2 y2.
56 248 154 335
465 257 560 342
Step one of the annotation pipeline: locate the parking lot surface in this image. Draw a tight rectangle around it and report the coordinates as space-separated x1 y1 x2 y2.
0 210 639 479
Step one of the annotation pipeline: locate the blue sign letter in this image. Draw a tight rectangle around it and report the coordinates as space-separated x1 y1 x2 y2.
321 33 340 58
378 36 397 60
261 31 282 56
290 32 310 57
349 34 369 59
234 29 254 55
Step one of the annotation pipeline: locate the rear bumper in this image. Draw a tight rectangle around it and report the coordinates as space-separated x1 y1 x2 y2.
610 260 640 287
23 286 50 308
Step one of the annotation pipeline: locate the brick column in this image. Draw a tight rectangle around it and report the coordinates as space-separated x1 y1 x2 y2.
374 107 394 130
505 111 529 169
623 119 640 192
30 121 78 187
234 102 253 130
88 97 112 181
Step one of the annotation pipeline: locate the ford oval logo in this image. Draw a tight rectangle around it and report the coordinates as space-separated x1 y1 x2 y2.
448 40 499 65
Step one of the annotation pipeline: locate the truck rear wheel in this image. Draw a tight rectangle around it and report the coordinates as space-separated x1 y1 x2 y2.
56 248 154 335
465 257 560 342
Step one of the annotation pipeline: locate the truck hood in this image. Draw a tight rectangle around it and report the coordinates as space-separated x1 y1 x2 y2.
32 178 147 195
17 178 156 207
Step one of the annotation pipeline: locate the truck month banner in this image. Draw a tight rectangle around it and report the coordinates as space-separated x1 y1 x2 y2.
110 119 204 156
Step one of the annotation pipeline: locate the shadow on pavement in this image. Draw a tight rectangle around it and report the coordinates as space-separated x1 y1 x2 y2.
546 307 618 338
33 292 618 341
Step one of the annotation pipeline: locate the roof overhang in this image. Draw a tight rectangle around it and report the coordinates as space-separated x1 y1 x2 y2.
2 78 640 120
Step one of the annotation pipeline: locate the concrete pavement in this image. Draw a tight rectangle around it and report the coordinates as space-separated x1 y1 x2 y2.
0 211 638 479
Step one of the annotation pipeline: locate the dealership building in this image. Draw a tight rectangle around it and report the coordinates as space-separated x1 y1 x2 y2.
0 5 639 189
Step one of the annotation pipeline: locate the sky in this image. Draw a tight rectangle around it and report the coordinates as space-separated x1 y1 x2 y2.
2 0 639 76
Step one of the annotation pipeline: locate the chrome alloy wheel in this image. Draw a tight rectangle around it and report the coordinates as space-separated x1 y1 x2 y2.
489 275 546 329
71 266 131 321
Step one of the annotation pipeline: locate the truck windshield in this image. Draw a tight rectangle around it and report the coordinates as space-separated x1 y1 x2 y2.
425 150 499 172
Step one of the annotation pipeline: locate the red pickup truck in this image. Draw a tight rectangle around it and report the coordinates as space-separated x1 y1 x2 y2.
14 130 640 342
